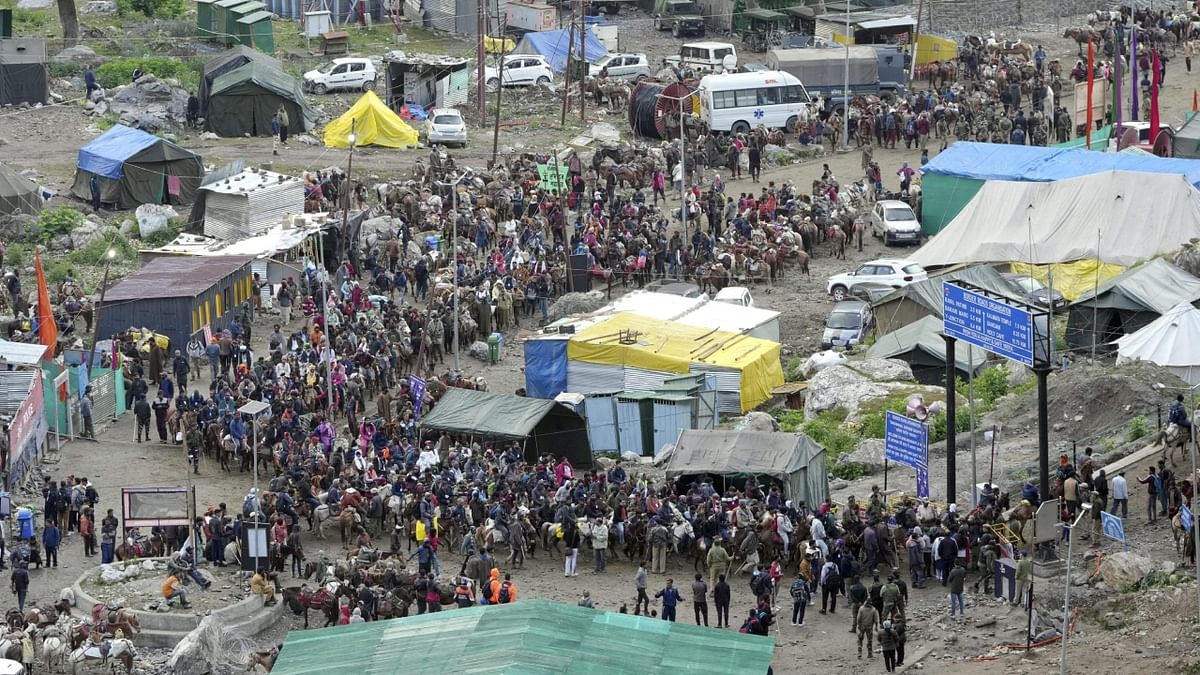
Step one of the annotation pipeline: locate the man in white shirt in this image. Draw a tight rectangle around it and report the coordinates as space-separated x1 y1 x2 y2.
1110 471 1129 519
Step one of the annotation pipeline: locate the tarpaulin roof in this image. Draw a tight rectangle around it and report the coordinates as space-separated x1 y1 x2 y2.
323 90 418 148
1070 258 1200 314
514 28 607 74
76 125 165 180
270 599 776 675
1116 301 1200 384
665 430 828 505
419 388 561 439
910 171 1200 268
867 315 987 374
921 141 1200 187
567 312 784 412
766 46 877 87
208 60 319 136
0 163 42 216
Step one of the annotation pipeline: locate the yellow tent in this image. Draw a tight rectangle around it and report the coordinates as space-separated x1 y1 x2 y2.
1010 260 1125 302
323 90 419 149
484 35 515 54
567 312 783 413
914 34 957 65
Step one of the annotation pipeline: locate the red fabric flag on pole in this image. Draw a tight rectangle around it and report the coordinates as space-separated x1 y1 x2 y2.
1086 38 1095 149
1150 49 1161 143
33 250 57 360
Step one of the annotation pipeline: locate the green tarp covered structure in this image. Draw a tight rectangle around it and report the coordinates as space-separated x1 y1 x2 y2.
70 124 203 209
664 430 828 506
866 315 987 385
271 599 776 674
871 265 1015 336
419 388 592 467
0 162 42 216
1066 258 1200 352
206 60 318 137
198 45 282 115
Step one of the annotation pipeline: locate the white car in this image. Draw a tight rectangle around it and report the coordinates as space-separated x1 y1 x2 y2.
869 199 922 246
485 55 554 88
714 286 753 307
588 53 652 81
826 259 928 302
303 57 377 94
423 108 467 147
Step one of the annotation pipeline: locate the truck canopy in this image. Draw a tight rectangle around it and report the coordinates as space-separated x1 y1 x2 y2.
766 45 878 88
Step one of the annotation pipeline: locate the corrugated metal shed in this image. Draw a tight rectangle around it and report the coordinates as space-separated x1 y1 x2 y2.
103 255 253 301
0 341 51 366
201 169 305 240
675 302 782 342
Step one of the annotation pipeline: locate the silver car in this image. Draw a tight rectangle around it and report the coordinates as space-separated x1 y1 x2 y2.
821 300 874 349
423 108 467 148
588 53 652 81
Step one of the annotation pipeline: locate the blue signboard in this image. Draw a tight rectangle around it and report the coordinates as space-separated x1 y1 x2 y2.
1101 511 1126 542
1182 505 1194 533
916 464 930 498
885 411 927 469
942 283 1035 367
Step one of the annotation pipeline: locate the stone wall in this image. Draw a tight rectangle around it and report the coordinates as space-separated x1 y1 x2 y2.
925 0 1105 35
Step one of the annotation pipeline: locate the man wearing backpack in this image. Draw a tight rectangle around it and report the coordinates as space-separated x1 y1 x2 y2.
818 558 840 614
495 573 517 604
789 575 810 626
846 576 867 631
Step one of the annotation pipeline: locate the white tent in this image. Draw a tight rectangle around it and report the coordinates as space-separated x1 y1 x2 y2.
1115 301 1200 384
912 171 1200 267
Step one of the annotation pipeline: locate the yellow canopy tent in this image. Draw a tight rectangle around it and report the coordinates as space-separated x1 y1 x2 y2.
914 34 957 65
323 90 419 149
1009 260 1125 301
484 35 515 54
567 312 784 412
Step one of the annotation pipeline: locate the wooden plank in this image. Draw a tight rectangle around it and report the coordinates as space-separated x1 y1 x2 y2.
1102 440 1164 477
896 644 935 674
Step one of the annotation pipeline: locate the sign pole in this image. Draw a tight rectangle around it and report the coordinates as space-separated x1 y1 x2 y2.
883 457 889 492
1192 408 1200 624
944 334 957 504
1060 510 1087 675
1026 584 1034 653
968 344 978 508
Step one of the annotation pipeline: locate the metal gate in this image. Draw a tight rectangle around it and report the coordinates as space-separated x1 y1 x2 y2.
90 371 118 422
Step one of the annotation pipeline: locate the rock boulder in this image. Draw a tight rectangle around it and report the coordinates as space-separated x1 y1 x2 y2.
841 438 886 474
1096 551 1153 587
804 364 890 420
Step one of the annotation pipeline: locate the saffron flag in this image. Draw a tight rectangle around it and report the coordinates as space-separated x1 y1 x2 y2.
33 250 56 360
1086 39 1095 149
1150 49 1161 143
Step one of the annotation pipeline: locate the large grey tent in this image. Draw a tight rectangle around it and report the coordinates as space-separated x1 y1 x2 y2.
419 388 591 467
871 265 1016 336
199 46 283 116
1066 258 1200 352
1175 114 1200 160
866 315 987 384
0 38 48 107
206 61 318 137
70 125 203 209
664 430 828 506
0 163 42 216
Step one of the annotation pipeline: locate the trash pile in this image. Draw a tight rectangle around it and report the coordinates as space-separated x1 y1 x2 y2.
547 290 607 322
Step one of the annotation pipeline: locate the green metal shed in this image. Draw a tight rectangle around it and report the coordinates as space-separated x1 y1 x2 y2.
227 1 266 46
195 0 218 40
213 0 247 44
235 11 275 54
271 599 776 674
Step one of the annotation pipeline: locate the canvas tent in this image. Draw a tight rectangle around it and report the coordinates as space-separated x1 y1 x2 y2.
1115 302 1200 384
418 388 591 467
1066 258 1200 351
919 142 1200 234
1175 113 1200 159
872 265 1016 336
513 28 607 74
664 430 829 506
198 45 283 115
270 599 775 675
911 171 1200 269
205 61 318 137
323 90 418 148
71 125 203 209
0 163 42 216
867 315 987 384
0 38 48 107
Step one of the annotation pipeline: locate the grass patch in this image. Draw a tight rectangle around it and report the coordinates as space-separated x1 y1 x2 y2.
1126 415 1150 442
94 56 200 91
67 232 137 265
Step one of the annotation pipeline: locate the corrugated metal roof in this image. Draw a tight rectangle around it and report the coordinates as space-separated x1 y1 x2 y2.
201 169 306 240
103 255 253 301
0 341 50 366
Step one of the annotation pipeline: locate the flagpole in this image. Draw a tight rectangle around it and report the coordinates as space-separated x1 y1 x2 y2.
1131 28 1139 121
1085 38 1094 148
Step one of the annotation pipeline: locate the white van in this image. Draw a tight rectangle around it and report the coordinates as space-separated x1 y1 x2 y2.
697 70 810 134
663 41 738 75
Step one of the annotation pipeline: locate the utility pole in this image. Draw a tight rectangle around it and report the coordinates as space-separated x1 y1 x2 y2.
561 4 576 127
491 8 504 165
579 4 586 122
477 0 486 117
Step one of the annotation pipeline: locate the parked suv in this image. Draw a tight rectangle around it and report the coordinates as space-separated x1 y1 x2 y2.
654 0 705 37
485 55 555 88
589 53 652 81
869 199 922 246
826 259 927 302
664 42 738 74
303 57 377 94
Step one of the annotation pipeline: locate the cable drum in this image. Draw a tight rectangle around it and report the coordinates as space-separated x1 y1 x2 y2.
628 80 699 140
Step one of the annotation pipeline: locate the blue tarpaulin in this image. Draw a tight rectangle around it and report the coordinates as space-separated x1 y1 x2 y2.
514 29 608 74
922 141 1200 188
523 338 568 399
76 125 161 179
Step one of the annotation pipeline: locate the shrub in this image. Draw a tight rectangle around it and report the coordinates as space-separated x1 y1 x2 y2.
800 410 857 456
48 62 84 79
139 222 180 247
829 455 865 481
928 410 971 444
973 365 1011 408
1127 415 1149 442
38 206 84 239
858 412 885 439
94 56 197 89
68 232 136 265
4 244 25 268
116 0 186 19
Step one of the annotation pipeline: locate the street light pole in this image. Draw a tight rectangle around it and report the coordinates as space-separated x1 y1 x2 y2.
87 248 117 376
1192 407 1200 625
1060 508 1088 675
679 96 688 233
340 120 357 264
451 174 460 372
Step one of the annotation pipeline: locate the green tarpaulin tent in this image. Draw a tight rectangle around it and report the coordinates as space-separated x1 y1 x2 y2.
206 60 318 137
0 162 41 216
664 429 829 506
866 315 987 385
271 599 776 675
419 388 592 467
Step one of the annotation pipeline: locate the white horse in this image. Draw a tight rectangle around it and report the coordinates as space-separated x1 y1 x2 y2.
41 628 66 673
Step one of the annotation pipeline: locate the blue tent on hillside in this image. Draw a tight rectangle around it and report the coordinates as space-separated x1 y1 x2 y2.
514 28 607 74
70 124 203 210
919 141 1200 235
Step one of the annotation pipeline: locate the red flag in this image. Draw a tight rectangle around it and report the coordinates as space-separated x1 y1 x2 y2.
1150 49 1161 143
1193 89 1198 113
1086 38 1095 149
33 250 57 360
